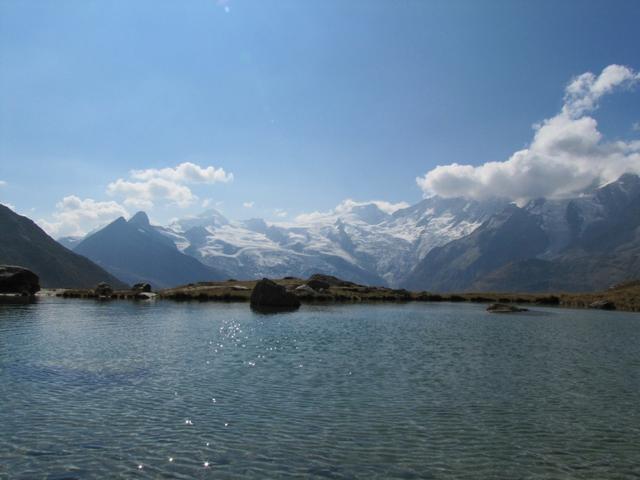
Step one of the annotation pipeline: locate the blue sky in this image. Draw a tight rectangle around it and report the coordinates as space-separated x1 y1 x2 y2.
1 0 639 236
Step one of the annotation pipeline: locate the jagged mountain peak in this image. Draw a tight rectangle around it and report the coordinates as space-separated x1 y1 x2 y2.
128 211 150 226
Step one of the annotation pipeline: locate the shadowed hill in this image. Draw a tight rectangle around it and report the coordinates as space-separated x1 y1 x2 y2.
74 211 226 289
0 204 126 288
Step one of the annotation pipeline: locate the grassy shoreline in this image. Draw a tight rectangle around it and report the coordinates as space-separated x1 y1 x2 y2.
44 278 640 312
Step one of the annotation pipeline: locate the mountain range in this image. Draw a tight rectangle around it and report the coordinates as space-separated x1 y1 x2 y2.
3 174 638 292
72 211 226 289
403 173 640 292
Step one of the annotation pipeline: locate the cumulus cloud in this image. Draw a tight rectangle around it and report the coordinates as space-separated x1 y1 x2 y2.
107 162 233 209
243 201 255 208
274 208 288 218
335 199 409 215
417 64 640 204
130 162 233 184
39 196 129 237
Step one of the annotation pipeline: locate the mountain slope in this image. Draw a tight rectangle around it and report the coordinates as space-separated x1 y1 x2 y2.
402 205 549 292
0 204 126 288
74 212 225 289
402 174 640 293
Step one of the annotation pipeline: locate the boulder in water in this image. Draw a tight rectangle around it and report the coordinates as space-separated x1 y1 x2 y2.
0 265 40 295
250 278 301 312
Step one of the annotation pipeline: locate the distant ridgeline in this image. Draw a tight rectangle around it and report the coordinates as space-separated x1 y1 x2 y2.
3 173 639 292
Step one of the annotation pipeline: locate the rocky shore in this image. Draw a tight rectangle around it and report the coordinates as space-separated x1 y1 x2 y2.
39 274 640 313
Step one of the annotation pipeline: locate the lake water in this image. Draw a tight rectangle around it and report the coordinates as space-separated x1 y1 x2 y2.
1 299 639 479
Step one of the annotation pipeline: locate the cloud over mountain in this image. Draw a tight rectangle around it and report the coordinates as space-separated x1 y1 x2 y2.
107 162 233 209
417 65 640 204
39 196 129 237
295 199 409 224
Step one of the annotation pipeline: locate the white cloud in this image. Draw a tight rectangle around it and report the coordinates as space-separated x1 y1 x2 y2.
108 177 194 208
295 199 409 224
417 64 640 204
38 196 129 237
0 180 6 187
107 162 233 209
243 201 255 208
563 65 640 118
334 199 409 215
633 122 640 132
130 162 233 184
274 208 288 218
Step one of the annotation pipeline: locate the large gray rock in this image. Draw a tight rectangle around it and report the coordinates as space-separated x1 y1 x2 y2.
250 278 301 312
0 265 40 295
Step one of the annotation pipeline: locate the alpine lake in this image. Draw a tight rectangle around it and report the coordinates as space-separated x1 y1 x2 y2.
1 298 639 479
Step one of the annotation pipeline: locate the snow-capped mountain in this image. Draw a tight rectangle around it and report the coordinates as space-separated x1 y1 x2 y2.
158 196 507 286
403 173 640 292
56 174 640 291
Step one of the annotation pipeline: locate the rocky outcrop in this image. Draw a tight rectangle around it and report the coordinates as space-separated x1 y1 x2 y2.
250 278 301 312
0 265 40 295
308 274 357 288
132 282 152 293
94 282 113 298
588 300 616 310
486 303 528 313
307 278 331 291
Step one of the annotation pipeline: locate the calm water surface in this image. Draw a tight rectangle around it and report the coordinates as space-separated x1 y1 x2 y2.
1 299 639 479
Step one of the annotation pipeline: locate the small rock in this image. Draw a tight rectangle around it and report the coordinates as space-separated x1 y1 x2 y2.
132 282 152 293
94 282 113 297
588 300 616 310
486 303 528 313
